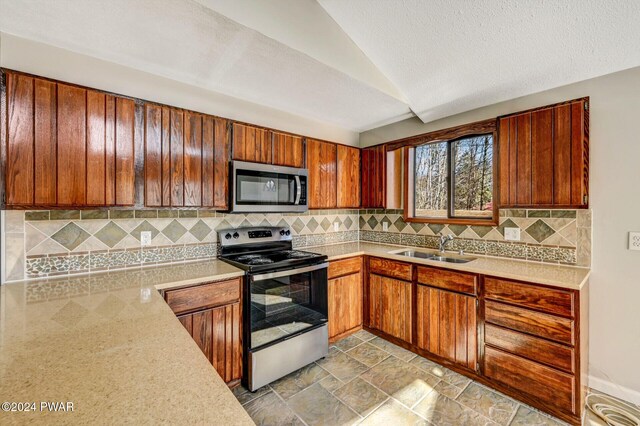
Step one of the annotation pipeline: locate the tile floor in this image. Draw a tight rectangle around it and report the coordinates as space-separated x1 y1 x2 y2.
233 330 569 425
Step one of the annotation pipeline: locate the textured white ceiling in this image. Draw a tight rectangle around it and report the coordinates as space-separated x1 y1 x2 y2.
0 0 412 132
319 0 640 123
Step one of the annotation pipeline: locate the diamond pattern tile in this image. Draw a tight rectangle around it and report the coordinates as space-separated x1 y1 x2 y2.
162 220 188 243
320 218 332 232
449 224 468 236
428 223 444 234
343 216 353 230
189 220 212 241
359 216 367 229
307 217 319 232
131 220 160 241
367 216 379 230
93 222 125 248
470 225 492 238
393 217 407 232
291 218 305 234
526 220 556 243
51 223 90 251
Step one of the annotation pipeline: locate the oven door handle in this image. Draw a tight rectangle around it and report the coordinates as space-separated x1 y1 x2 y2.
251 262 328 281
294 175 302 205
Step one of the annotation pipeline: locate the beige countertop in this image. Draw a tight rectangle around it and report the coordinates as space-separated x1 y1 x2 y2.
0 260 253 425
307 242 590 290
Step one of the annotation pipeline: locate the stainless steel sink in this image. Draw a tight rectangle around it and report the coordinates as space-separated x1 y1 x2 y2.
395 250 475 264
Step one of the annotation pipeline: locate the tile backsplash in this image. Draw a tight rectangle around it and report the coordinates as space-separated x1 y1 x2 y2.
1 208 590 282
2 209 359 281
359 209 591 266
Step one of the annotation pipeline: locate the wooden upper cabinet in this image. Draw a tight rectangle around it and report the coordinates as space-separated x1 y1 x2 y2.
5 72 135 207
232 123 272 164
337 145 360 208
306 138 337 209
498 99 589 208
361 145 386 208
272 131 304 168
145 104 229 208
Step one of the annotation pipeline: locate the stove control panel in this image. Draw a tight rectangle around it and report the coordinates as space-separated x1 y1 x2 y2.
218 227 292 246
248 230 272 238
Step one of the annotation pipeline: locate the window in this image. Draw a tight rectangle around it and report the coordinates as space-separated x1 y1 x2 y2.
409 133 494 223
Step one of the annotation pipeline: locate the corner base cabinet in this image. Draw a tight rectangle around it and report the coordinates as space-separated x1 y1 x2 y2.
164 278 242 385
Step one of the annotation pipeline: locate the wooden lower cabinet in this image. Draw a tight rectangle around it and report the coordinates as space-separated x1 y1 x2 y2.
165 279 242 385
328 273 362 339
368 273 412 343
416 285 477 370
177 303 242 384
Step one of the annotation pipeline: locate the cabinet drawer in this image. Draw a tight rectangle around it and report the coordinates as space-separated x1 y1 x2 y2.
485 324 574 373
165 279 241 315
417 266 477 295
485 346 575 414
485 277 574 317
485 300 574 345
328 256 362 280
369 257 412 281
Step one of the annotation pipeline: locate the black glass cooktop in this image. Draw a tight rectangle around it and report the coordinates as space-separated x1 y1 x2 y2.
221 249 325 271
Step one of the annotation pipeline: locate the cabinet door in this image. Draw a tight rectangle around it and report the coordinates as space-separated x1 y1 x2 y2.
498 99 588 208
361 145 386 208
368 273 412 343
177 302 242 384
306 138 337 209
272 131 303 167
5 72 135 207
416 285 477 370
232 123 272 163
145 105 229 207
328 271 363 339
337 145 361 208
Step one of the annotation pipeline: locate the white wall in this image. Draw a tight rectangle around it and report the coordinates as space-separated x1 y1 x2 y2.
0 33 360 146
361 66 640 404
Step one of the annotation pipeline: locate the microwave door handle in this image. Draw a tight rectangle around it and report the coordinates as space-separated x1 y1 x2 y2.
294 176 302 205
251 262 328 282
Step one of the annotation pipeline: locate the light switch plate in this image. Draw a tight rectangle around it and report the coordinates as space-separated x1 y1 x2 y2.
333 222 340 232
504 227 521 241
141 231 152 246
629 232 640 251
382 222 389 231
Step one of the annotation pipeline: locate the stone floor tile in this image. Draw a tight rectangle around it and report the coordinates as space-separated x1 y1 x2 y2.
316 346 369 382
351 329 377 341
410 356 472 388
334 334 365 351
288 383 360 426
318 374 343 393
346 342 391 367
243 391 305 426
270 362 329 399
360 398 428 425
413 391 498 426
434 380 467 399
456 383 519 425
233 384 271 405
360 356 439 408
510 405 568 425
369 337 417 361
334 377 389 416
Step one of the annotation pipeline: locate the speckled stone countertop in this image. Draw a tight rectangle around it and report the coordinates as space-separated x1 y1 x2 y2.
308 242 590 290
0 260 253 425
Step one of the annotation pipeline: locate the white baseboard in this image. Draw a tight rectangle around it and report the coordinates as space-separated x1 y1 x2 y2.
589 375 640 406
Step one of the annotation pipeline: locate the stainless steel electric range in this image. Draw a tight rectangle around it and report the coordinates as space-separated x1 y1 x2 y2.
218 226 329 391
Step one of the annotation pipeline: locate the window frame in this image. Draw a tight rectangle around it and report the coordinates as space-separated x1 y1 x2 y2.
403 128 498 226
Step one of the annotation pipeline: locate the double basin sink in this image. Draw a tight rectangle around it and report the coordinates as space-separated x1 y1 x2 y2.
394 250 475 264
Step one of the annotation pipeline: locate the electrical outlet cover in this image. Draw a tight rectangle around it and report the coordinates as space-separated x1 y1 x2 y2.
629 232 640 251
141 231 152 246
333 222 340 232
383 222 389 231
504 227 521 241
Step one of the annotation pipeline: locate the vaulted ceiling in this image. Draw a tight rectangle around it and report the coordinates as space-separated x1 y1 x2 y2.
2 0 640 134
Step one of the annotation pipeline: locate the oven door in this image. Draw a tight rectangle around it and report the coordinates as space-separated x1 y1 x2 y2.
232 161 307 213
248 262 328 351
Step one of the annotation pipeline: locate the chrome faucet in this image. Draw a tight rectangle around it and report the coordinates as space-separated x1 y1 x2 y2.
439 234 454 252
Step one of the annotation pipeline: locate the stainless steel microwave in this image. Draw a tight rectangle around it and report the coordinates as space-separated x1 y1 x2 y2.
231 161 308 213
